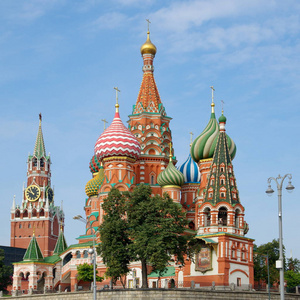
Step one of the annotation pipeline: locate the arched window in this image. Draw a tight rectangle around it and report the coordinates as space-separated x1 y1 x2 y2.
83 250 88 258
39 209 44 217
204 208 211 226
220 179 225 185
63 252 72 266
32 158 37 167
76 251 81 258
23 210 28 218
15 210 20 218
210 176 215 186
40 158 44 168
32 209 37 217
235 209 241 228
150 175 155 185
218 207 227 225
189 221 195 230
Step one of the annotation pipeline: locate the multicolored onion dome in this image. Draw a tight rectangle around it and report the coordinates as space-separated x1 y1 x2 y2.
191 112 219 162
157 160 185 187
89 155 101 173
178 154 201 183
85 165 105 197
191 112 236 162
94 111 141 161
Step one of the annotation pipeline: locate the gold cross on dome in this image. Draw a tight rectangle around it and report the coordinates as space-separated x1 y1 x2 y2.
101 119 108 131
189 131 194 147
114 87 120 105
146 19 151 31
210 86 215 104
221 100 225 114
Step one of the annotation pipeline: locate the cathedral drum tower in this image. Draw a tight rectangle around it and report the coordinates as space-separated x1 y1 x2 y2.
10 114 64 257
189 101 254 287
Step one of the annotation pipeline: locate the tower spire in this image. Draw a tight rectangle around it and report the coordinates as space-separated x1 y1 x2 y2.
33 113 46 158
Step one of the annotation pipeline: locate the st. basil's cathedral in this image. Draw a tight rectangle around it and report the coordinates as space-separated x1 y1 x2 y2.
10 29 254 293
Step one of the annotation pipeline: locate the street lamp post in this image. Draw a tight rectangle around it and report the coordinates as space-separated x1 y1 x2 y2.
265 174 295 300
73 215 97 300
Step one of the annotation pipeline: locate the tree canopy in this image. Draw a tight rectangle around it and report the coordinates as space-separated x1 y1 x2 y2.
77 263 103 283
98 184 194 288
98 188 131 288
0 249 12 292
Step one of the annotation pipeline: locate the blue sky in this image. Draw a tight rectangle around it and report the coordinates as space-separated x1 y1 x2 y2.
0 0 299 258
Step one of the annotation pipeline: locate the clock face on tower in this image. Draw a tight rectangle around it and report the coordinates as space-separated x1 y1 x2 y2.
25 185 41 202
47 187 54 203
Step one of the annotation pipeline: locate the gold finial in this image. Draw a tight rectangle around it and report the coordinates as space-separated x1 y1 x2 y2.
114 87 120 112
101 119 108 131
140 20 157 56
39 113 42 123
189 132 194 147
33 225 35 237
210 86 215 113
169 142 173 162
221 100 224 115
60 224 63 231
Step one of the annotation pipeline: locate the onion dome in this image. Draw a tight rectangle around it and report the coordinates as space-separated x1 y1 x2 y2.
94 106 141 161
140 31 157 56
157 155 185 187
191 105 219 163
85 165 105 197
178 154 201 183
89 155 101 173
191 102 236 162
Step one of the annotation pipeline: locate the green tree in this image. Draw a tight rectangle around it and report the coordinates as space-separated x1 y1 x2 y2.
77 263 103 282
287 257 300 272
254 239 285 286
0 249 12 292
285 270 300 288
98 188 131 288
126 184 192 288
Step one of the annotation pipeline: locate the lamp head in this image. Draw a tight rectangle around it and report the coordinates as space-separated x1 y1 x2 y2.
88 248 94 255
286 180 295 193
266 184 274 196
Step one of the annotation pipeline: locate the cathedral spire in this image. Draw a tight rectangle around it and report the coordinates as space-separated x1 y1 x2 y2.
53 227 68 255
204 113 239 205
132 23 163 115
33 113 46 158
23 234 44 261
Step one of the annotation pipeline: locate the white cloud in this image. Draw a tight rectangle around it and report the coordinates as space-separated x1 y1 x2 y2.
90 12 128 30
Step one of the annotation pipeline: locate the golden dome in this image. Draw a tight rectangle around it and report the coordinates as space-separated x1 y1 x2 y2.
140 31 157 56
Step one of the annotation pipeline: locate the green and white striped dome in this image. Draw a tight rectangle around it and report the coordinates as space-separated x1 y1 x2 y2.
191 112 236 163
157 159 185 187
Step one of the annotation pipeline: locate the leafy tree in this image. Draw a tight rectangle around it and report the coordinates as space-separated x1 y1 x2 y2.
126 184 192 288
77 263 103 282
254 239 285 286
98 188 131 288
285 270 300 288
287 257 300 272
0 249 12 292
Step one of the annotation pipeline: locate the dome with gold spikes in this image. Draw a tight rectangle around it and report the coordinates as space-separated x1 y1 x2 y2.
85 165 105 197
140 31 157 56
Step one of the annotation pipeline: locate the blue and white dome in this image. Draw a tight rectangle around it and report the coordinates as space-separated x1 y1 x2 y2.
178 154 201 184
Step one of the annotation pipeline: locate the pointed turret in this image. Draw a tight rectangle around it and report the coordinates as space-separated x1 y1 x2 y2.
53 227 68 255
23 233 44 261
33 113 46 158
204 112 240 205
131 27 165 116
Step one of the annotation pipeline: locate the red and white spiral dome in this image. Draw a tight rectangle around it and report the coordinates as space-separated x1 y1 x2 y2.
94 109 141 161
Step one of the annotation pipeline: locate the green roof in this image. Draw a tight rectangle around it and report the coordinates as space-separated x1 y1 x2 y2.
53 230 68 255
33 116 46 158
148 266 175 278
44 255 61 264
23 235 44 261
